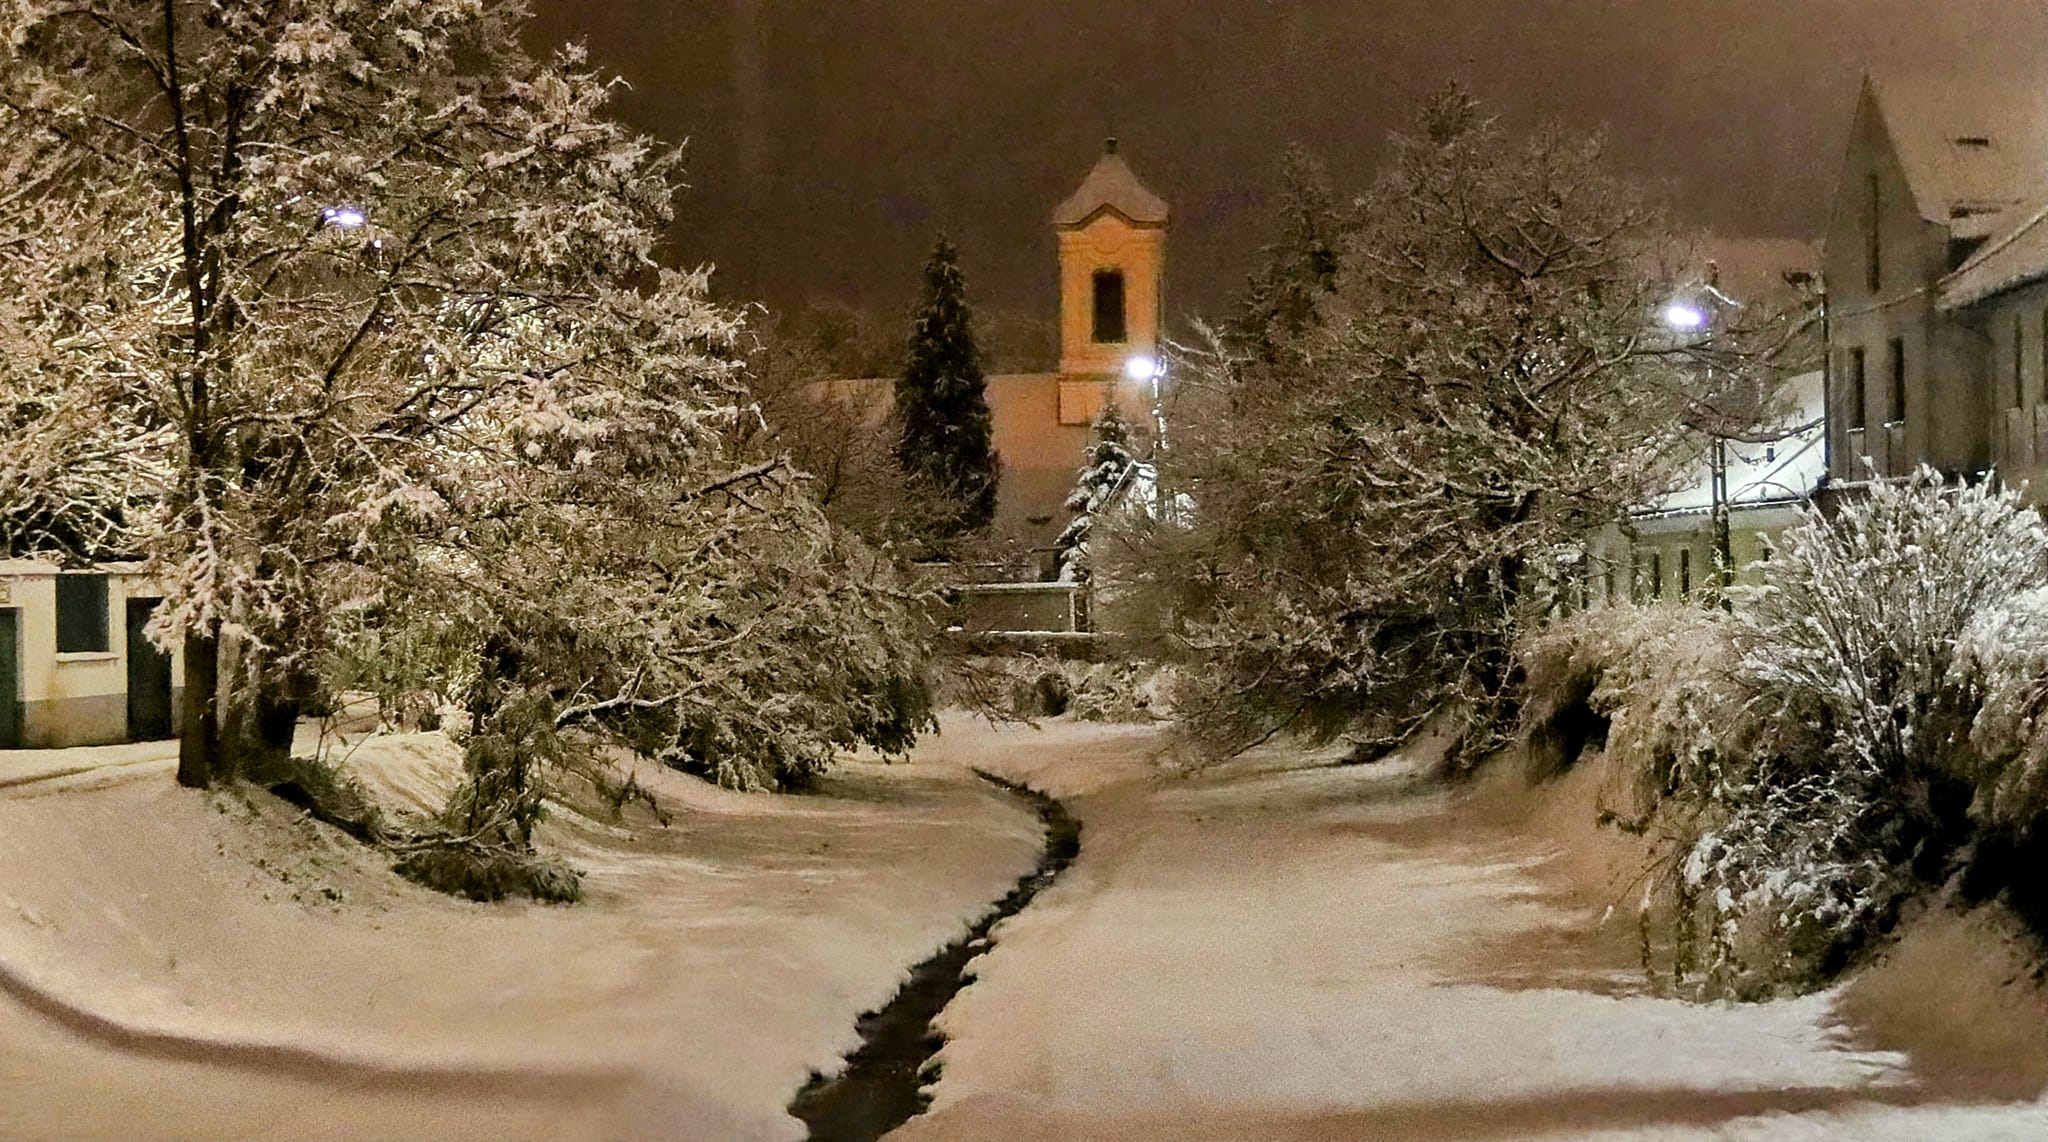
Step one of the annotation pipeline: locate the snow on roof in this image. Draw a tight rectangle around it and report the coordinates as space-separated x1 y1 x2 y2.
1645 370 1826 517
1052 139 1169 229
1940 197 2048 309
1869 72 2048 232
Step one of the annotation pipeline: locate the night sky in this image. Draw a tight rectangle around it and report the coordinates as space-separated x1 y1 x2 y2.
525 1 2048 322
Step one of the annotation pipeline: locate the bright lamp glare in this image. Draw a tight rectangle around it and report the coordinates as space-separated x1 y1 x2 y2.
1124 355 1160 381
1662 302 1707 331
323 206 368 230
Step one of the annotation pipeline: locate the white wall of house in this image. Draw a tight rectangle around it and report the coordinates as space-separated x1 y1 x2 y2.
0 560 184 748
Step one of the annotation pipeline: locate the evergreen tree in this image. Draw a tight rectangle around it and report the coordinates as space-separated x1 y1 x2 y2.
895 238 1000 536
1055 404 1140 584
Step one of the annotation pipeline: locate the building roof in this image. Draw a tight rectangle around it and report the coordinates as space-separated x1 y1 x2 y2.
1644 370 1827 518
1052 139 1169 229
1868 73 2048 236
1940 198 2048 309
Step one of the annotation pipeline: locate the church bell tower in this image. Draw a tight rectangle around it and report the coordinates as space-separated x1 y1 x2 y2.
1052 138 1169 423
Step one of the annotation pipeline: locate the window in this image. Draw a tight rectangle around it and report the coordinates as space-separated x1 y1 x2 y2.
1678 549 1692 597
1648 552 1663 601
1602 563 1614 605
55 574 110 654
1849 346 1867 430
1091 269 1126 344
1866 174 1882 293
1888 337 1906 423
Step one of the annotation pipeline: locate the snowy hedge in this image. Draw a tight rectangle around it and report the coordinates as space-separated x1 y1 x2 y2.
1519 469 2048 997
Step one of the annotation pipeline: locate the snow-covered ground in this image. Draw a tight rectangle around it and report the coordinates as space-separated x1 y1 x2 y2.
893 716 2048 1142
6 714 2048 1142
0 732 1042 1141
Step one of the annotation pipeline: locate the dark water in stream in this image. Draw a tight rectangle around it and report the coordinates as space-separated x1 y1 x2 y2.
787 769 1081 1142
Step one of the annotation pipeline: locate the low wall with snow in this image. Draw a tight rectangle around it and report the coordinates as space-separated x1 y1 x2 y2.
953 583 1083 634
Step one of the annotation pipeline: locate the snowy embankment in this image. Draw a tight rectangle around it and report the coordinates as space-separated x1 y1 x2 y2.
892 716 2048 1142
0 730 1042 1142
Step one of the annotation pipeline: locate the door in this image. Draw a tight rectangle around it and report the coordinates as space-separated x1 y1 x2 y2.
126 599 173 741
0 609 18 748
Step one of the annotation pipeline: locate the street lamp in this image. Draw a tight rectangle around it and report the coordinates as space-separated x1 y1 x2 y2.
1662 302 1707 332
1663 299 1733 606
1124 354 1167 453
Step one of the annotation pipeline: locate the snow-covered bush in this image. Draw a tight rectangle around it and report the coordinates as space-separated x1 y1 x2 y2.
1958 588 2048 831
1515 604 1738 798
1680 470 2048 994
1732 469 2048 792
936 655 1171 722
1515 472 2048 996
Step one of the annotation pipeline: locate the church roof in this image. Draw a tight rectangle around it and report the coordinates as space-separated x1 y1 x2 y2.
1052 139 1168 228
1866 73 2048 237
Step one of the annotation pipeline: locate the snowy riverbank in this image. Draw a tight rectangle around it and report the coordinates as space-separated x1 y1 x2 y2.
0 731 1041 1141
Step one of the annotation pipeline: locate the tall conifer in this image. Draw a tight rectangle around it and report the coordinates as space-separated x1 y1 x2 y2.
895 238 1000 535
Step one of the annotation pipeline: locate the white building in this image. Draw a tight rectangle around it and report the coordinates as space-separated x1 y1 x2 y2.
1592 369 1827 606
0 561 181 748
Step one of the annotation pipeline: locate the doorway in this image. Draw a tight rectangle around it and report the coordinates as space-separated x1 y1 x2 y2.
0 609 18 748
126 599 173 741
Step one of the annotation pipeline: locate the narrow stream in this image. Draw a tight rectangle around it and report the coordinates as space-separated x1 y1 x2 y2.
788 768 1081 1142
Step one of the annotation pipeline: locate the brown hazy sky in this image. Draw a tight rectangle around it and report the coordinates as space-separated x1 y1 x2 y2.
525 1 2048 322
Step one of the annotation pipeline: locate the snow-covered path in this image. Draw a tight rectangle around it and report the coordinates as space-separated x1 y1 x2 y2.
892 716 2048 1142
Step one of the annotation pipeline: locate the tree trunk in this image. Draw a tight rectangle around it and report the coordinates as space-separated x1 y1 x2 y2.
176 625 221 788
249 678 300 774
220 652 306 779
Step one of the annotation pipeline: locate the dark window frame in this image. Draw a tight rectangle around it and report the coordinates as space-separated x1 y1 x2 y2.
1678 548 1692 597
1090 269 1127 344
55 574 111 654
1849 346 1868 430
1649 552 1663 601
1866 174 1882 293
1888 336 1906 423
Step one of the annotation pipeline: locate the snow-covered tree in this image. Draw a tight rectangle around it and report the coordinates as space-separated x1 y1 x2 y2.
894 238 1000 540
1054 404 1140 584
1221 147 1349 365
1138 87 1703 760
0 3 931 812
1 0 708 786
381 298 934 805
738 310 934 547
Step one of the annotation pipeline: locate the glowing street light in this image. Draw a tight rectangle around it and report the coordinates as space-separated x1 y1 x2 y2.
1661 296 1732 606
323 205 368 230
1123 355 1161 381
1662 301 1707 332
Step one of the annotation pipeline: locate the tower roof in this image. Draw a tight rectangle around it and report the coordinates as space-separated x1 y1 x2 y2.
1052 138 1169 229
